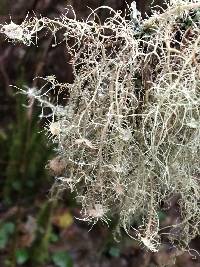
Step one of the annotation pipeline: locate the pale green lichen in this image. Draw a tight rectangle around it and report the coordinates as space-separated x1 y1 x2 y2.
2 0 200 252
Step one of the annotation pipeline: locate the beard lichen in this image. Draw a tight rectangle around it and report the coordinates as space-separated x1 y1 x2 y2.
2 0 200 252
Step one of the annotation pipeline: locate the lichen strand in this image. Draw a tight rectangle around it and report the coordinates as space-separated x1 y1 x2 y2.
3 0 200 251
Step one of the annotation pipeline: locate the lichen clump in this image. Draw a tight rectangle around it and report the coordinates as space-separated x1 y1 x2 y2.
2 1 200 251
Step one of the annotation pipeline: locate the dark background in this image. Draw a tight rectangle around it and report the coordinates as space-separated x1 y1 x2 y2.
0 1 199 267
